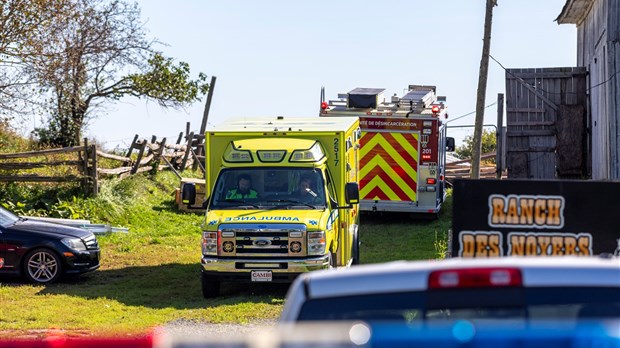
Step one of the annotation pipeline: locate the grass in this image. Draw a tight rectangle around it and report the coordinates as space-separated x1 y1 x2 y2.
360 195 452 263
0 171 453 337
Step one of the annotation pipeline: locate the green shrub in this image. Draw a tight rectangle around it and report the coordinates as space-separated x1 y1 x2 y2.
455 129 496 161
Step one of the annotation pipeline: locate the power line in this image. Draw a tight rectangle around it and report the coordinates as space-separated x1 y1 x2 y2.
446 102 497 124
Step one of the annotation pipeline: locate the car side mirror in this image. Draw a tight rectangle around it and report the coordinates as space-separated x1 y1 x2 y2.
345 182 359 205
446 137 455 152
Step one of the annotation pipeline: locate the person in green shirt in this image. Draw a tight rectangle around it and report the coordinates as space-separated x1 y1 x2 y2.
226 173 258 199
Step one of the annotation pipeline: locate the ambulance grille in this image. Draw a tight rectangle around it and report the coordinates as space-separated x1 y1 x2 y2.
219 223 306 257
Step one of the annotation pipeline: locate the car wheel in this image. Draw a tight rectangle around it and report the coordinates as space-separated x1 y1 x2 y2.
201 273 220 298
24 248 62 284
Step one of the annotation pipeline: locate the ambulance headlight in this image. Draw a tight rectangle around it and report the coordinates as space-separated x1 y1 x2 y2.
202 231 218 256
307 231 326 256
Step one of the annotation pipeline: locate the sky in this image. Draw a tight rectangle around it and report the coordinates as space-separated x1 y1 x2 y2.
70 0 576 151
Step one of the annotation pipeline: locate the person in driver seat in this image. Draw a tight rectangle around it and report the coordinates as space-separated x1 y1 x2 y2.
226 174 258 199
292 175 317 203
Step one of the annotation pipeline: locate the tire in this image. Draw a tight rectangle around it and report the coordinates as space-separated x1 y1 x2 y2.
24 248 62 284
352 230 361 266
201 273 220 298
328 251 337 269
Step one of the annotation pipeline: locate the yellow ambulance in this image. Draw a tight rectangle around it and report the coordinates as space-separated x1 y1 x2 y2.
182 116 361 297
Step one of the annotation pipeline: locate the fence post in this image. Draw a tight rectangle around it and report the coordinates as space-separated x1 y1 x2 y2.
192 136 200 171
90 144 99 196
190 145 206 173
131 139 147 174
125 134 139 166
176 132 184 145
82 138 90 196
180 132 194 171
147 135 157 156
151 137 166 175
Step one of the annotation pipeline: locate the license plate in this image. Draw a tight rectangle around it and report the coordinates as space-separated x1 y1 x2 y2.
251 270 272 282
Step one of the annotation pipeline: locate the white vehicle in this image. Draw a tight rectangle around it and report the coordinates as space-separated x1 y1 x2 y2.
280 256 620 323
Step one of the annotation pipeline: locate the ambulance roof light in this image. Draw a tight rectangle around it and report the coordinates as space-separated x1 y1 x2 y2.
257 150 286 162
290 142 326 162
223 143 253 163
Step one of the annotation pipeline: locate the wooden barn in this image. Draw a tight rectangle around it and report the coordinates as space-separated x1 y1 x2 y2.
504 0 619 180
556 0 620 180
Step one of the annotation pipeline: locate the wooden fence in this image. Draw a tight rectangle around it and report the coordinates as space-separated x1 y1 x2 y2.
0 141 98 195
444 152 504 186
0 132 205 197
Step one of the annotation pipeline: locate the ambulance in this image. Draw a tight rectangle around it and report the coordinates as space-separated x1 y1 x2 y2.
181 116 361 298
320 85 454 216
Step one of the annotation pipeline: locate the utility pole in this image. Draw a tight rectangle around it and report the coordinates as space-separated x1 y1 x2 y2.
200 75 217 135
471 0 497 179
192 76 217 171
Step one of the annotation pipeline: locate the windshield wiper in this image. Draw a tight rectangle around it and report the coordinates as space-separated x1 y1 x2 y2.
267 199 317 209
222 199 260 209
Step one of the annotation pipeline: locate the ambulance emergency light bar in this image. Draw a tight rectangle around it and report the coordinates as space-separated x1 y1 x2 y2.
223 142 326 163
257 150 286 163
223 145 252 163
290 142 325 162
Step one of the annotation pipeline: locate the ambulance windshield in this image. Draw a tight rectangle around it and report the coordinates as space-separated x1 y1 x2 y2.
211 168 327 209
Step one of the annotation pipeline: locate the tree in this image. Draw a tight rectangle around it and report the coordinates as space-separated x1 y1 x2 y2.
0 0 63 115
456 129 496 162
22 0 208 146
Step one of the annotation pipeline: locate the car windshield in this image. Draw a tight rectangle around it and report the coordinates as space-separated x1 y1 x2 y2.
210 168 327 209
0 206 20 227
296 287 620 322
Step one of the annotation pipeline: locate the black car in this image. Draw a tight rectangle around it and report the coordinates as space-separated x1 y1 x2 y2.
0 206 100 283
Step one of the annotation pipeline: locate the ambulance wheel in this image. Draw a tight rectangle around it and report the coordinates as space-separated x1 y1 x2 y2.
352 231 360 266
328 251 337 269
201 273 220 298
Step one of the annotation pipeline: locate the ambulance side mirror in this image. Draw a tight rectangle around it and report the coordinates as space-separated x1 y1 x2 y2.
446 137 455 152
345 182 359 205
181 182 196 205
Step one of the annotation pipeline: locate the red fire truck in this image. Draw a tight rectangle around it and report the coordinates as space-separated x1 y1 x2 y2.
320 85 454 216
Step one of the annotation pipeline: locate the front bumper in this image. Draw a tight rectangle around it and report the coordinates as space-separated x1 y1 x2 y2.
64 249 100 275
201 254 329 283
360 199 441 213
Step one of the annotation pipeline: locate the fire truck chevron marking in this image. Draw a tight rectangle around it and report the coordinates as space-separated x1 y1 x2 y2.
359 131 418 201
382 132 419 163
360 141 417 176
365 186 390 200
360 157 417 191
360 132 419 165
361 168 417 201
